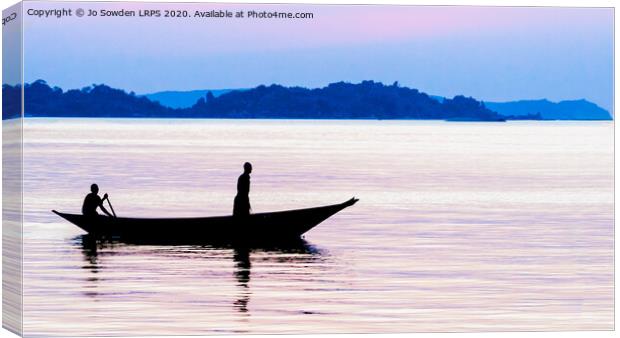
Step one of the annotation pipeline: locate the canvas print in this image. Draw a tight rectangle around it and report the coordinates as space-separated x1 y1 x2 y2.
2 1 614 336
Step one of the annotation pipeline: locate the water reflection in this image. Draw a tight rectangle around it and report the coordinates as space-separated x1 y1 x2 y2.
80 235 99 268
233 248 251 314
74 235 326 315
77 235 101 298
75 235 323 256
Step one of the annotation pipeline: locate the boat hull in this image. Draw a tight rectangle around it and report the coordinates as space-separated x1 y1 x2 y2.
53 198 358 242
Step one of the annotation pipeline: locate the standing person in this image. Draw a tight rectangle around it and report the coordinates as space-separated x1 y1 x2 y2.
233 162 252 216
82 183 114 217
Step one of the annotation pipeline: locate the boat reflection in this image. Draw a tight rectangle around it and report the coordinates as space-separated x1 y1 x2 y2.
74 235 326 313
75 234 324 256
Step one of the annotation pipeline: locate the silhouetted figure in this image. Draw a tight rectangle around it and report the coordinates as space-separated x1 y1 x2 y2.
233 162 252 216
82 184 113 217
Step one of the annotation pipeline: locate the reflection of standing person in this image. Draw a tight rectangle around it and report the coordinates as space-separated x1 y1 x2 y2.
233 247 251 313
233 162 252 216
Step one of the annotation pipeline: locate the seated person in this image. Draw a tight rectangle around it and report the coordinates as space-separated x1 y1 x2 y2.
82 184 113 217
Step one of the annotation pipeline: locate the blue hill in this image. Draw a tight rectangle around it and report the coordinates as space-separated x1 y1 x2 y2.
430 95 612 120
143 89 237 109
484 99 612 120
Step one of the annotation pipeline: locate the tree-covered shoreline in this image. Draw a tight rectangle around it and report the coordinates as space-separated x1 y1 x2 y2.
3 80 537 121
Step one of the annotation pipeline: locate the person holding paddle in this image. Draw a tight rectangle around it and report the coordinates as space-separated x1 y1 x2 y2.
82 183 115 218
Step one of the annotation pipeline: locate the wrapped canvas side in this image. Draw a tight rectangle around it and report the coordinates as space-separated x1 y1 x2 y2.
2 2 23 336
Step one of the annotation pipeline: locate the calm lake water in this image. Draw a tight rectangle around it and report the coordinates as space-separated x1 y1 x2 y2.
20 118 613 336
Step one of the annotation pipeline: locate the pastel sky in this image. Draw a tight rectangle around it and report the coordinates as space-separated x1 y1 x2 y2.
22 2 613 110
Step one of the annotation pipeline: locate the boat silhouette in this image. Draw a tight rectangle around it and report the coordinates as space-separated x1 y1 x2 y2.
53 197 358 242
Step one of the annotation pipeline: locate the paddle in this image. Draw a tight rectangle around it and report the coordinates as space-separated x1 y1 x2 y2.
103 193 117 218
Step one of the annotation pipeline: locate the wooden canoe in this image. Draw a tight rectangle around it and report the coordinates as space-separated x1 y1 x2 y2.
53 197 358 242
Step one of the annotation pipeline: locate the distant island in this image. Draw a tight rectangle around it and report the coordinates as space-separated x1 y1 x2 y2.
2 80 612 121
